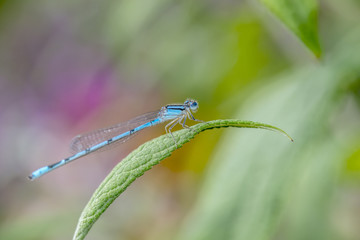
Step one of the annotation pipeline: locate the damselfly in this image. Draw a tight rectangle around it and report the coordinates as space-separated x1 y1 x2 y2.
29 99 202 180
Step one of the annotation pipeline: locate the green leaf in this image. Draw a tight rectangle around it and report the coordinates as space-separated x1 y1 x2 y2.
259 0 321 57
73 119 292 240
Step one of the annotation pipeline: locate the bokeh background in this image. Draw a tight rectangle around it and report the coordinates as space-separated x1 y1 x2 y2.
1 0 360 239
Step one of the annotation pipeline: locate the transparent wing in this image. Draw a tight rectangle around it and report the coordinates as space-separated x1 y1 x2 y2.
70 111 161 153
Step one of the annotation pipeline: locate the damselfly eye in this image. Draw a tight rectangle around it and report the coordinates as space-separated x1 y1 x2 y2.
190 101 198 112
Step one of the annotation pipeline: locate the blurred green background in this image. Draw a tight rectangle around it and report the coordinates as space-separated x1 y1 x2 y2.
0 0 360 239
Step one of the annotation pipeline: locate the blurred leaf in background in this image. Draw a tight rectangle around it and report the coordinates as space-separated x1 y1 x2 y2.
176 27 360 240
259 0 321 57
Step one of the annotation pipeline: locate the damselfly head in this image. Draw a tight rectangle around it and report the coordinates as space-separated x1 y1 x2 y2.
185 99 199 112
